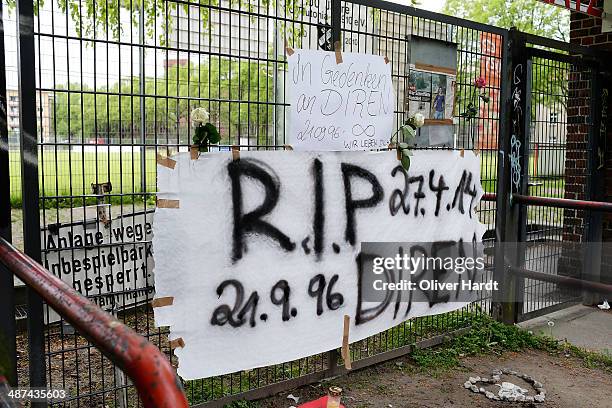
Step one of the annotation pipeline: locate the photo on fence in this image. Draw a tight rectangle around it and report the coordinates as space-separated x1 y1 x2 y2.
407 68 456 123
404 35 458 147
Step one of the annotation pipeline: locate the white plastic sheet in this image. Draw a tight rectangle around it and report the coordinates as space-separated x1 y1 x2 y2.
153 150 485 379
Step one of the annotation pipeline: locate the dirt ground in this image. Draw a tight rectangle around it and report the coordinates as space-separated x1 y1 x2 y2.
260 349 612 408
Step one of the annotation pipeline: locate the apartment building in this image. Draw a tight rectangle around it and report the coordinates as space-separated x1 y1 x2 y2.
6 89 54 143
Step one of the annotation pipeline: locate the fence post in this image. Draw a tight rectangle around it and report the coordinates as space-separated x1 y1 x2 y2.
325 349 339 378
139 0 147 195
326 0 342 378
331 0 342 50
16 0 46 399
492 28 529 324
0 0 17 387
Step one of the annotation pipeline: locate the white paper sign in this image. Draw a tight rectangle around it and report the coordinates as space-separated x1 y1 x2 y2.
153 150 485 379
288 49 395 151
43 211 154 323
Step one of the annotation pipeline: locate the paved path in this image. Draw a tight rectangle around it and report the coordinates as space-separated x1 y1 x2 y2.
519 304 612 353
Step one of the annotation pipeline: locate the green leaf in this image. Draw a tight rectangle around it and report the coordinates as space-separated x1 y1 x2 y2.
460 103 479 121
193 126 207 145
204 123 221 144
400 152 411 171
398 142 409 150
401 125 416 140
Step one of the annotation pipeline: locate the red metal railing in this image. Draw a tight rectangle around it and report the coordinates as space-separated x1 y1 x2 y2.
508 265 612 296
481 193 612 212
512 194 612 212
482 193 496 202
0 238 188 408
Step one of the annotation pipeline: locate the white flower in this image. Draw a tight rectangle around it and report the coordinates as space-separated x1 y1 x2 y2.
413 113 425 128
191 107 210 126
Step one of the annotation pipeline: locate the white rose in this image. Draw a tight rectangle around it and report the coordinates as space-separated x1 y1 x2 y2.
191 107 210 125
413 113 425 128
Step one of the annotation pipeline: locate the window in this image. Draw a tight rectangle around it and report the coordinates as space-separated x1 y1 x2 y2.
550 112 558 123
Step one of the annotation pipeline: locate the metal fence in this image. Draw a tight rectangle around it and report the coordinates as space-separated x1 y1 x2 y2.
2 0 610 406
520 50 588 320
515 38 605 322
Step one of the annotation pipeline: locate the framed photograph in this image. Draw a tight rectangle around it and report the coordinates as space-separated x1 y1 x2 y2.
407 67 456 124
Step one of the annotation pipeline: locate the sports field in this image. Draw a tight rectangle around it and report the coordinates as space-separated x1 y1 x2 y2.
7 149 157 206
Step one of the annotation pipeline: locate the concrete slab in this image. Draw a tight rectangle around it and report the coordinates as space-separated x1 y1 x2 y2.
518 304 612 354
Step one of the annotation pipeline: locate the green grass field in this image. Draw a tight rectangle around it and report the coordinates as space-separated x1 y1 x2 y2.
478 151 565 198
8 150 157 207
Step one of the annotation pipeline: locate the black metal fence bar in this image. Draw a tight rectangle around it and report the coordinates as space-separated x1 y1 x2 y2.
492 28 530 325
522 31 612 60
582 60 605 306
0 0 18 388
346 0 508 36
15 0 46 402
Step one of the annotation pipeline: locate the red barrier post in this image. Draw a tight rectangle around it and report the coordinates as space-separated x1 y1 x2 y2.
0 238 188 408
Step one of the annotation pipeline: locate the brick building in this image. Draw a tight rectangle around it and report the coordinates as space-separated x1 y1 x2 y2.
566 3 611 284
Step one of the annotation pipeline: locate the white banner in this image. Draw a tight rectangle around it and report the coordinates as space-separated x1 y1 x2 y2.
153 150 485 379
288 49 395 151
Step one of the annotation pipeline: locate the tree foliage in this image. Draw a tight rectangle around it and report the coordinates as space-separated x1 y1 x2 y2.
6 0 300 43
444 0 569 41
52 58 275 145
445 0 571 111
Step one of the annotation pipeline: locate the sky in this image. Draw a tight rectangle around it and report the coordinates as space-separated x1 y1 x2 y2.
421 0 446 12
394 0 446 12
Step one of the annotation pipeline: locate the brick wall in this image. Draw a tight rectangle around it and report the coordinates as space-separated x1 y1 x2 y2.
565 8 612 284
562 65 590 243
570 9 612 50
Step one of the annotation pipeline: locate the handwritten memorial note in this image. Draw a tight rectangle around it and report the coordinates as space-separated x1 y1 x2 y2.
288 49 395 151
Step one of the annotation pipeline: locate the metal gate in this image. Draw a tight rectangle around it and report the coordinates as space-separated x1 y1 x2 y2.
500 31 609 323
1 0 610 406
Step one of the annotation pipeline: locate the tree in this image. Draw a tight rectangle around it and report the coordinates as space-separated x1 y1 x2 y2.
444 0 569 41
444 0 570 111
6 0 303 44
52 57 275 145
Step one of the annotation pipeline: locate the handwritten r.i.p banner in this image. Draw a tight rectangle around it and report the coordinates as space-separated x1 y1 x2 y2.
153 150 485 379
